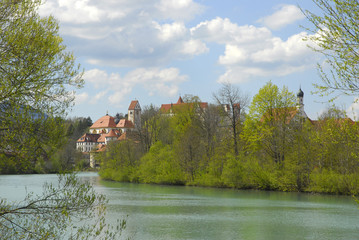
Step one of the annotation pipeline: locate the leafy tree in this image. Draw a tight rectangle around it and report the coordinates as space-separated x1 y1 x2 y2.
171 96 205 182
139 141 184 184
0 0 83 113
0 0 83 173
50 117 94 172
140 104 160 152
244 81 297 164
303 0 359 96
98 140 143 182
0 174 127 239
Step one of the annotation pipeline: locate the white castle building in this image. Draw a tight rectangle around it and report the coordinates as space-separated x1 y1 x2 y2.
76 100 141 153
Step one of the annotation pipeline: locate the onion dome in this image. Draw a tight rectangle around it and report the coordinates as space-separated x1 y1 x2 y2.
297 88 304 98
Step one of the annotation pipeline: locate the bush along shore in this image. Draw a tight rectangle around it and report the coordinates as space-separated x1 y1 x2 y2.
97 84 359 196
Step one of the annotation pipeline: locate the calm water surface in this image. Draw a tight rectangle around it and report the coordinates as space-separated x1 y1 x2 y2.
1 172 358 240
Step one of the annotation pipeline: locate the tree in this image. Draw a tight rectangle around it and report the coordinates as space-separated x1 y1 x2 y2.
0 174 127 239
171 96 205 182
303 0 359 96
244 81 297 164
198 104 222 162
0 0 83 172
139 104 160 152
0 0 83 113
98 140 143 182
213 83 249 156
318 105 346 120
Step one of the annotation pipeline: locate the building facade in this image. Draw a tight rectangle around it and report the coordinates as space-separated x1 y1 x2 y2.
76 100 141 154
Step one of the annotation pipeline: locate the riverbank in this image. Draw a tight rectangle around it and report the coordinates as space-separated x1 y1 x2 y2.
99 164 359 196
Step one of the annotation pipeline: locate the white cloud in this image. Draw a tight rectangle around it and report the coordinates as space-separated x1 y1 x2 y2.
90 91 108 104
191 17 318 83
218 64 309 84
82 68 187 105
40 1 318 85
191 17 272 46
75 92 89 104
258 5 305 30
155 0 204 21
40 0 104 24
83 69 109 88
39 0 206 67
156 22 187 42
251 32 313 63
180 39 208 55
219 45 247 65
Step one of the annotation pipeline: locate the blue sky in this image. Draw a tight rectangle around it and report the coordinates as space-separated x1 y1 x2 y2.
39 0 359 121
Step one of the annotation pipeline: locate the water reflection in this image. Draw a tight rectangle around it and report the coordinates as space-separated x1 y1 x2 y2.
1 172 358 240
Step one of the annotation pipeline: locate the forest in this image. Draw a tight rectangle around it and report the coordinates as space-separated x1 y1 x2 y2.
97 82 359 195
0 115 93 174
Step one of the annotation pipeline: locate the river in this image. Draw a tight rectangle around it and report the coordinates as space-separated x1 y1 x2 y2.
1 172 358 240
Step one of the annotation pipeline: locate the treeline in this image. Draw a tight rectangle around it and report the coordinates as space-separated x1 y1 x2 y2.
98 82 359 195
0 113 93 174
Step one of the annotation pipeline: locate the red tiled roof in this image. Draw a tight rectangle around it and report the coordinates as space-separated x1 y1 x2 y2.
90 114 117 129
118 132 127 141
117 130 140 142
104 129 119 138
313 117 357 128
97 135 106 143
116 119 134 128
128 100 139 110
233 103 240 109
77 133 101 142
96 144 107 152
160 96 208 113
177 96 184 104
160 103 173 112
199 102 208 109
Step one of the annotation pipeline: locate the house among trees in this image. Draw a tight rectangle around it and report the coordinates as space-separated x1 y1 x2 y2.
76 100 141 157
262 88 309 124
160 96 208 116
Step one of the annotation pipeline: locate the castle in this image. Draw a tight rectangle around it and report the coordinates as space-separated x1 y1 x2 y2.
77 89 322 168
76 100 141 153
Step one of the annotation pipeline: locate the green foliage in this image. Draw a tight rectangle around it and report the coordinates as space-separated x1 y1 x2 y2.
308 169 359 195
247 81 296 121
100 85 359 195
221 153 248 188
244 81 298 165
0 0 83 114
0 0 84 174
98 140 143 182
303 0 359 96
139 141 184 185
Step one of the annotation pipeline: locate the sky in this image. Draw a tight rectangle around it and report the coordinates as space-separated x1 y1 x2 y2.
39 0 359 121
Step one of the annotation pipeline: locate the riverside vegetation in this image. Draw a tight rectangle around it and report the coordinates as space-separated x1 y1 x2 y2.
0 1 126 239
97 82 359 196
99 0 359 197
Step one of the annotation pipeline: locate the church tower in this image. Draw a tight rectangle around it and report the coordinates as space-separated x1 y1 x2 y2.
296 88 307 117
128 100 141 129
297 88 304 107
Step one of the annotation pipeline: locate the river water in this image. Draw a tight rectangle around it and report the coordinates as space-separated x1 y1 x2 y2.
1 172 358 240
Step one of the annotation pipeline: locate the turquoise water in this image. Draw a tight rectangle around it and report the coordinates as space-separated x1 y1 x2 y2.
1 172 358 239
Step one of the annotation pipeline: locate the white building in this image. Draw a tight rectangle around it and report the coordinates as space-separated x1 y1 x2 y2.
76 100 141 153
